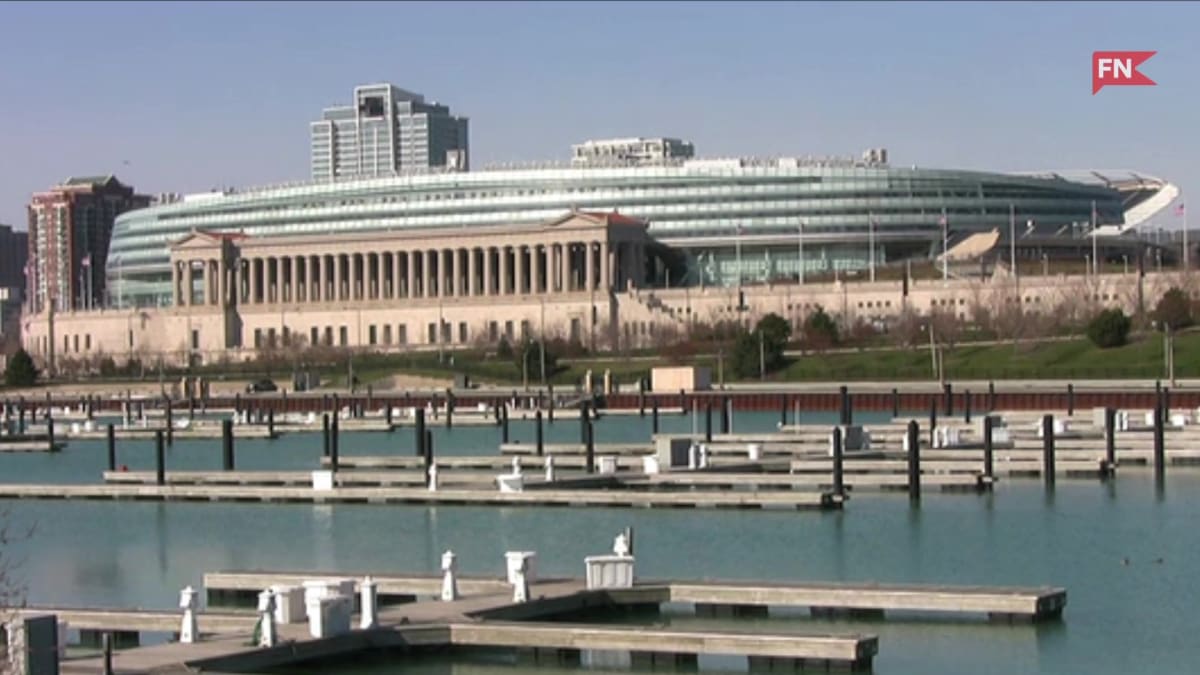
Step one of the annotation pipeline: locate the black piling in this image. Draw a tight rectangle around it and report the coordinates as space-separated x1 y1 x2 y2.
719 397 730 435
106 424 116 471
535 410 544 457
424 429 434 472
1153 403 1165 482
652 399 660 434
222 419 234 471
386 403 394 428
705 403 713 443
1162 387 1171 421
831 426 845 498
982 415 994 483
679 389 686 416
988 381 996 412
322 414 330 457
155 430 165 486
446 391 454 429
585 419 595 474
330 416 340 471
188 396 195 421
1104 406 1117 474
47 415 55 452
500 404 509 444
1042 414 1056 487
891 388 899 419
838 386 850 425
234 393 242 414
415 407 427 458
1067 383 1075 416
367 385 373 411
943 383 953 416
165 398 173 447
267 408 275 438
906 420 920 501
963 390 971 424
928 401 937 447
547 385 555 423
579 401 590 444
780 397 788 428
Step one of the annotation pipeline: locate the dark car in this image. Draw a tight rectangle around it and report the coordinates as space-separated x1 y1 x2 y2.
246 378 278 394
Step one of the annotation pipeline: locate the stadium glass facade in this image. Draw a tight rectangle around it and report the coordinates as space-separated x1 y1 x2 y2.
108 160 1123 308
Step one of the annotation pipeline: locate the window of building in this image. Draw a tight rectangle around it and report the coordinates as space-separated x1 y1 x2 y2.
254 329 263 349
339 326 348 346
191 330 199 351
441 322 452 344
268 328 276 347
488 321 498 342
325 326 333 345
458 322 468 343
521 320 531 339
505 321 514 340
368 325 377 345
383 325 392 345
311 327 319 346
85 335 92 351
428 323 438 343
398 324 407 345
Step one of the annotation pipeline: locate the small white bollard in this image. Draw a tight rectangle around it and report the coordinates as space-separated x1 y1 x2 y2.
257 590 277 647
747 443 762 461
613 532 631 557
544 455 556 482
642 455 660 475
70 422 81 434
509 555 530 603
505 551 538 585
497 473 524 492
598 455 617 474
311 470 335 491
688 443 699 469
1144 411 1157 427
1170 413 1187 428
270 585 305 624
360 577 378 629
83 420 95 432
441 550 460 601
179 585 198 644
697 443 709 469
511 456 522 476
428 463 439 491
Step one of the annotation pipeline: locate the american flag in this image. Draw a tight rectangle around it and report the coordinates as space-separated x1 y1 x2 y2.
1175 203 1186 217
81 253 91 268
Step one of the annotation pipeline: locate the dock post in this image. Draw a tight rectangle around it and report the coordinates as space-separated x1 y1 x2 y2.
235 393 241 415
322 413 330 457
416 407 427 457
1042 414 1056 486
831 426 845 498
652 399 659 434
155 430 165 486
1103 406 1117 475
535 410 544 457
102 632 113 675
891 388 899 419
1162 387 1171 421
838 385 850 425
705 403 713 442
585 419 595 474
780 397 788 427
719 397 730 434
107 424 116 472
18 403 25 435
425 429 434 472
1153 403 1165 482
679 388 686 416
446 390 454 429
331 416 340 472
367 385 373 411
579 401 589 444
222 419 235 471
547 384 555 423
87 396 95 421
906 420 920 501
165 398 173 447
943 382 953 416
1067 383 1075 416
188 396 195 421
639 381 646 417
964 390 971 423
47 415 55 452
501 404 509 444
982 415 994 483
928 401 937 447
988 381 996 411
386 403 393 428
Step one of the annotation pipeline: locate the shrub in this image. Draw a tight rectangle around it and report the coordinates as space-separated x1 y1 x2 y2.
803 306 839 350
1086 308 1131 349
1153 287 1193 331
4 349 38 387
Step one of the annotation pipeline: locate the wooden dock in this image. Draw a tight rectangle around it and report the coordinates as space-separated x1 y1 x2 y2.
0 483 839 510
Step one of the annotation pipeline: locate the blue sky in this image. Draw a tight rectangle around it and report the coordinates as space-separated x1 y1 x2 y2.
0 1 1195 227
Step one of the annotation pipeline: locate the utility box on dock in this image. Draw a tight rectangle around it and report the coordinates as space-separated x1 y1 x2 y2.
655 435 692 469
271 585 306 624
585 555 635 589
651 366 710 393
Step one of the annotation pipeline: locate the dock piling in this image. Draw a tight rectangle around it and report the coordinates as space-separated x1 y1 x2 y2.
165 399 173 446
107 424 116 471
1153 403 1165 482
548 385 555 423
1042 414 1056 486
1104 406 1117 474
982 415 994 483
386 404 393 428
585 419 595 474
446 390 454 429
1067 383 1075 416
222 420 234 471
838 386 850 425
1162 387 1171 421
322 414 330 457
331 416 340 472
891 388 899 419
964 390 971 424
416 408 427 458
103 633 113 675
988 381 996 411
928 401 937 447
943 383 953 416
652 399 659 434
425 429 434 472
501 404 510 444
720 397 730 434
267 409 274 438
535 411 544 457
906 420 920 501
831 426 845 498
155 430 165 486
780 397 787 427
705 404 713 442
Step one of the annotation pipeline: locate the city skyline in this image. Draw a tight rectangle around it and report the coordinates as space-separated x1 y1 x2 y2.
0 1 1194 228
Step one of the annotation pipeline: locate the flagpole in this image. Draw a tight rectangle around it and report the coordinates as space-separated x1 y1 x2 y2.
941 208 948 281
1091 200 1098 277
1009 204 1016 279
1184 199 1189 270
735 225 742 290
868 211 876 282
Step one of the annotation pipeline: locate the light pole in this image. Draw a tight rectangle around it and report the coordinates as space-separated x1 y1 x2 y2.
1084 254 1090 284
758 330 765 381
1123 255 1129 275
868 211 876 283
797 222 805 285
1041 254 1048 277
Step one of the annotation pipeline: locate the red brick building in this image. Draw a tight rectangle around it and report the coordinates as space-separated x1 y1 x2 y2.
27 176 149 312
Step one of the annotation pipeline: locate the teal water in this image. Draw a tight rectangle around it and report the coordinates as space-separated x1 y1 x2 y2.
2 411 1195 674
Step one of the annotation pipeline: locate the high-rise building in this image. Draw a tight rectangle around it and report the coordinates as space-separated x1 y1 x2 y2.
310 83 469 181
27 175 150 313
0 224 28 351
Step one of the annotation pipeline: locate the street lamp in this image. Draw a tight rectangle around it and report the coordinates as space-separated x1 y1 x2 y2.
1122 255 1129 275
1041 254 1048 277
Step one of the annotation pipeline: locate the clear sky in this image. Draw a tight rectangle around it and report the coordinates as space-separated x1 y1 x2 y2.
0 1 1195 227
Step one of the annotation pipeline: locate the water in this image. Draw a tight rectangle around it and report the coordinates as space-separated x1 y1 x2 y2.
3 411 1195 674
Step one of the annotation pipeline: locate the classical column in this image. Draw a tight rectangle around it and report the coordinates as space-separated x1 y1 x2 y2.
483 247 493 296
585 242 595 292
423 249 434 298
449 249 460 298
406 250 416 299
599 242 611 292
467 248 477 297
498 246 509 295
561 243 571 293
515 245 526 295
246 259 257 305
390 252 400 299
541 245 551 293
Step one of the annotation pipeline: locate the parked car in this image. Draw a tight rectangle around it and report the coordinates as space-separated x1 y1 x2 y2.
246 378 278 393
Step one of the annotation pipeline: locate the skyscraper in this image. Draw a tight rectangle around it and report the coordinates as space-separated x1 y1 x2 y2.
27 176 150 313
310 83 469 181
